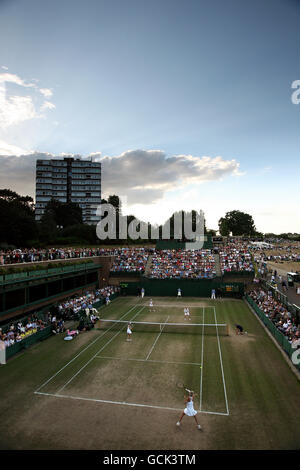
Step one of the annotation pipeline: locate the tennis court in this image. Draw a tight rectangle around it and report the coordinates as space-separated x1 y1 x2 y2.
1 295 299 450
34 299 229 416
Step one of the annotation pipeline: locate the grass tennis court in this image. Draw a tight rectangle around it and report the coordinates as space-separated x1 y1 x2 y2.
0 296 299 450
35 302 229 416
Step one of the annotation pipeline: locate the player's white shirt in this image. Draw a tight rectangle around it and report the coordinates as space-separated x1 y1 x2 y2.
127 325 132 335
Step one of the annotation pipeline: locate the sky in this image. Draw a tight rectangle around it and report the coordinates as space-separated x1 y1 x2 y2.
0 0 299 233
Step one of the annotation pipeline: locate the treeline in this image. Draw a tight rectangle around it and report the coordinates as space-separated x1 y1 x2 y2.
0 189 298 248
0 190 212 247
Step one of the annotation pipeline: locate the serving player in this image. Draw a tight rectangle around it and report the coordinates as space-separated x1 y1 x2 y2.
176 390 202 430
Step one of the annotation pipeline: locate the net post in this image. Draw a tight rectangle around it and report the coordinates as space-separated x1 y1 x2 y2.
226 323 229 336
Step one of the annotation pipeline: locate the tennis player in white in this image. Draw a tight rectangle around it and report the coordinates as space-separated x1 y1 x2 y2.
176 390 202 430
126 322 132 341
149 299 155 312
184 307 190 320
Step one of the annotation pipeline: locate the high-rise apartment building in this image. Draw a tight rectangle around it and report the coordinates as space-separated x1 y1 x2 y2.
35 156 101 225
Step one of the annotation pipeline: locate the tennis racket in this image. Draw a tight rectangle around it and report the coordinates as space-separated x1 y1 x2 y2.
176 382 198 396
176 382 192 393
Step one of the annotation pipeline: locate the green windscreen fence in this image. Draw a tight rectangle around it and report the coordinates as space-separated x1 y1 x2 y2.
246 295 300 372
119 279 244 298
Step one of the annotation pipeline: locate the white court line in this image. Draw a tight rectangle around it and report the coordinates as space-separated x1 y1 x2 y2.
214 306 229 415
35 303 140 393
34 391 229 416
95 356 201 366
199 307 205 412
134 304 215 309
56 306 145 394
145 316 170 360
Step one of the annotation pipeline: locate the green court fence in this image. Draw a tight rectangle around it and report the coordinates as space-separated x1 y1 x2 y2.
119 279 244 298
245 295 300 372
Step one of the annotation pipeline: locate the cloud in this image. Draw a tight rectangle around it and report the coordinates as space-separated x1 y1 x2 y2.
1 66 9 71
0 72 36 88
0 139 32 156
0 150 242 205
41 100 56 110
0 72 55 129
0 153 42 197
39 88 53 98
0 83 37 128
97 149 242 204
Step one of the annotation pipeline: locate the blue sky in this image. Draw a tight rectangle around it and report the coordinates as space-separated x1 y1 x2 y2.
0 0 299 233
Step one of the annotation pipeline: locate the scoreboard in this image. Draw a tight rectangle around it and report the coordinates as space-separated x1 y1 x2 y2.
220 284 240 293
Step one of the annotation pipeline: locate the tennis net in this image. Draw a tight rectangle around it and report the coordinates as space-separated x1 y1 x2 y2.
97 319 229 335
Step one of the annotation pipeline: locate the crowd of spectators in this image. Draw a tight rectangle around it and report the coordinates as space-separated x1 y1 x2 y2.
53 285 120 320
0 285 120 348
248 288 300 347
148 249 216 279
1 243 276 278
219 242 253 273
253 252 300 264
0 247 127 265
250 241 300 264
0 315 50 348
110 248 151 273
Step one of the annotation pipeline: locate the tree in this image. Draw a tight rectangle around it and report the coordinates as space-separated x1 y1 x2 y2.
107 195 122 240
164 210 206 240
41 199 83 228
0 189 35 213
0 189 38 246
218 217 231 236
107 195 121 212
39 204 58 244
218 210 256 236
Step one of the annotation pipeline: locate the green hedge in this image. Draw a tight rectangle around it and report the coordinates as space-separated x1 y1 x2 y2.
0 259 94 275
